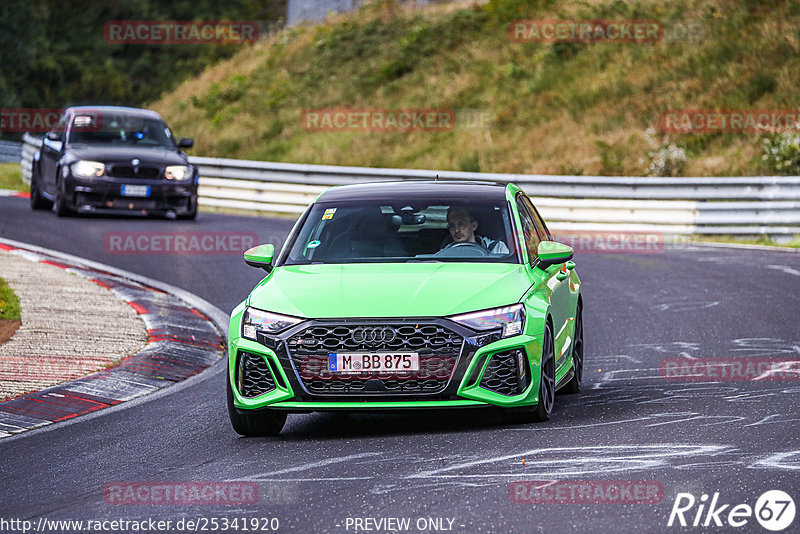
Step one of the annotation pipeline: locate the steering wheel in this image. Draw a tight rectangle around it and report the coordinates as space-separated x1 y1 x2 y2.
440 241 490 256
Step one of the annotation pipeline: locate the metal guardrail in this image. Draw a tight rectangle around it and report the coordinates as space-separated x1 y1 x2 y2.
19 134 800 236
0 140 23 164
20 133 42 184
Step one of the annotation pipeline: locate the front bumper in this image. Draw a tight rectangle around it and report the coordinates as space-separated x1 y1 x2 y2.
65 174 197 215
228 312 545 412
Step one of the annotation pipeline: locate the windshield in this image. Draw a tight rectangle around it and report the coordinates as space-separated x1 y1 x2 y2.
67 112 175 148
283 197 519 265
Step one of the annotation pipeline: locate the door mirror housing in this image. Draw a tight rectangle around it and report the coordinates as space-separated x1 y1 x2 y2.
177 137 194 148
244 244 275 272
45 131 61 141
535 241 574 270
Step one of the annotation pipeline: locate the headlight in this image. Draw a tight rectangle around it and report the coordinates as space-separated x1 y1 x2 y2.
242 307 302 341
450 304 525 338
164 165 192 181
71 160 105 178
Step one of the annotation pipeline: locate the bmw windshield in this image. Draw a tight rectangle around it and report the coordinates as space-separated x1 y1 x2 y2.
283 197 521 265
67 112 176 148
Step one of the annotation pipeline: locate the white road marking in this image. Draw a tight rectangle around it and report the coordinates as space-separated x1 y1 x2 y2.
744 414 800 427
231 452 381 481
766 264 800 277
406 444 729 480
750 451 800 470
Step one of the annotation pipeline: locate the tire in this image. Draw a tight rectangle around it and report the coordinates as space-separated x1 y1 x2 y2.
226 371 287 437
55 176 73 217
508 321 556 423
562 302 584 394
29 162 53 210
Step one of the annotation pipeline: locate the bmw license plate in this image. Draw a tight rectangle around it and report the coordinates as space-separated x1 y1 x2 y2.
121 185 151 197
328 353 419 374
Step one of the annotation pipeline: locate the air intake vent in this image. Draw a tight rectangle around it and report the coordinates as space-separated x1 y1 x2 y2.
237 351 276 398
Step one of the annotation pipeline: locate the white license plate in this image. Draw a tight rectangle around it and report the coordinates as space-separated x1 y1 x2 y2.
328 352 419 374
121 185 151 197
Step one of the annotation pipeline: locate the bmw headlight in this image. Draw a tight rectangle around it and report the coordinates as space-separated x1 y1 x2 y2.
451 304 525 338
71 160 105 178
242 307 302 341
164 165 192 181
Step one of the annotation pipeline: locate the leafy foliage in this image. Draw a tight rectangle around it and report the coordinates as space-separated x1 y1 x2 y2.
0 0 285 121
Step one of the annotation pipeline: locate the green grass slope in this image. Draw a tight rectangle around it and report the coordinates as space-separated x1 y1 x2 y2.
151 0 800 176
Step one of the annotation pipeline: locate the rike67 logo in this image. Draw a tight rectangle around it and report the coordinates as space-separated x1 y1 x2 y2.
668 490 795 531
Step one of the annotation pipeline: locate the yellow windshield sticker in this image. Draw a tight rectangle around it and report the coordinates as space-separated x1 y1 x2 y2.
322 208 337 220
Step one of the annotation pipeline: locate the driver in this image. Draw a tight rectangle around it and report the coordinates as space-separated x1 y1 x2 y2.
443 207 509 254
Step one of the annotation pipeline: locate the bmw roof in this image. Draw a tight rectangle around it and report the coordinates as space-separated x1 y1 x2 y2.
64 105 164 120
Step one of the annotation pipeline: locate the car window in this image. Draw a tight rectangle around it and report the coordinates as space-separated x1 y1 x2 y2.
283 198 519 265
50 113 69 140
515 195 540 262
68 113 175 148
522 195 551 240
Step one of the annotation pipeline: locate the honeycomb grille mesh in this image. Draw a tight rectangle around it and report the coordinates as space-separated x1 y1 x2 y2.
238 351 276 398
286 324 463 395
480 350 522 396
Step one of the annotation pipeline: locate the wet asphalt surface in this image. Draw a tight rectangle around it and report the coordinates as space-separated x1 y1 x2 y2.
0 196 799 533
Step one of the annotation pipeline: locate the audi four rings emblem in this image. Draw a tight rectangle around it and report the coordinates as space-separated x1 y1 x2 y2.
351 327 396 345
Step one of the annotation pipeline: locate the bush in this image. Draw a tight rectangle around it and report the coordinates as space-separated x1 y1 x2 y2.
760 128 800 175
645 127 688 176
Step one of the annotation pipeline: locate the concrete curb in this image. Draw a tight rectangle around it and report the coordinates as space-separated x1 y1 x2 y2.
0 238 228 439
0 249 147 399
0 188 29 199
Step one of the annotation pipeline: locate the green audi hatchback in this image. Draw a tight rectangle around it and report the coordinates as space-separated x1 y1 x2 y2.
227 181 583 435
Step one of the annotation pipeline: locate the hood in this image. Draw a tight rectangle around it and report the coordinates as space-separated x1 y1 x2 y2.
67 144 187 166
248 262 533 318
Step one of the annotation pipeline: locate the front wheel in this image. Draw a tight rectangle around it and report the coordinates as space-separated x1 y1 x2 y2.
30 162 53 210
508 322 555 423
226 372 286 436
531 323 556 421
562 302 583 394
55 177 73 217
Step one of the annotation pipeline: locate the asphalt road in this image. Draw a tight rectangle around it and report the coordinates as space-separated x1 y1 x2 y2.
1 197 799 533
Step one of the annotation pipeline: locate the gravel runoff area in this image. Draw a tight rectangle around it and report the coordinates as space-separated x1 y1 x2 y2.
0 249 147 399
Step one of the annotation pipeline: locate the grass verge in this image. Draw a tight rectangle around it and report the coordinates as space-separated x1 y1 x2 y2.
0 164 26 192
0 276 21 321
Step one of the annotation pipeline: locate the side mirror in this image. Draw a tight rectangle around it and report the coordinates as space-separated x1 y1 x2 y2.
244 244 275 272
177 137 194 148
535 241 574 270
45 131 61 141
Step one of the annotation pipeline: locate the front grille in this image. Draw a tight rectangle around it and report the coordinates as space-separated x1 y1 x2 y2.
238 351 276 398
107 165 161 179
286 323 463 395
480 349 528 396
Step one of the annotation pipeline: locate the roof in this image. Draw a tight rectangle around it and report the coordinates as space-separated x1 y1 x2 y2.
64 106 163 120
317 180 510 202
